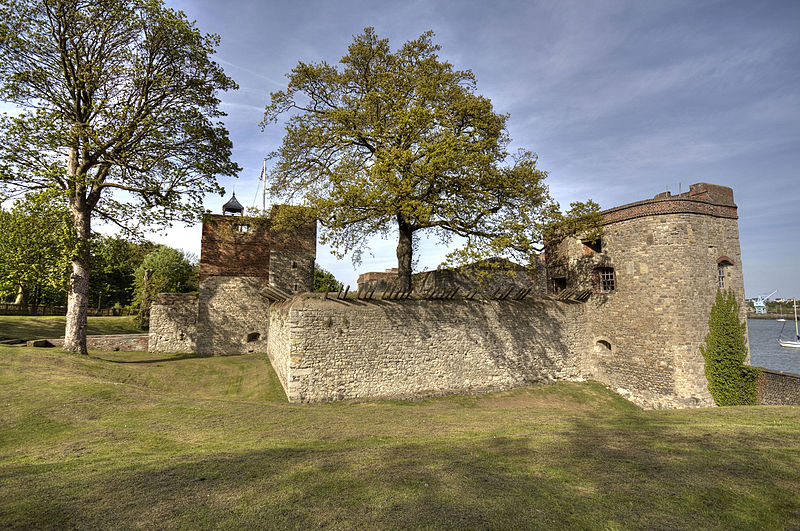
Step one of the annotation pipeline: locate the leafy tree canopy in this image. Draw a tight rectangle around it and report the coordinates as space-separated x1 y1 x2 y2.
89 235 155 309
133 245 197 329
314 263 343 293
0 191 72 305
0 0 239 353
263 27 600 289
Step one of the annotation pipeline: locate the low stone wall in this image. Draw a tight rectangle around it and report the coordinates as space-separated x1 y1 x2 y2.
758 369 800 405
267 296 588 402
149 293 198 353
38 334 149 352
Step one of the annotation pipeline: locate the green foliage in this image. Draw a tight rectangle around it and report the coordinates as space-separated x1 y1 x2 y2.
701 290 761 406
2 347 799 528
263 28 600 288
0 192 72 305
313 263 343 292
89 235 155 309
0 0 239 351
133 246 197 329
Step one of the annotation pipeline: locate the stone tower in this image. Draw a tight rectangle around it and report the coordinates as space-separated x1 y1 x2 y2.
546 183 745 408
195 199 316 356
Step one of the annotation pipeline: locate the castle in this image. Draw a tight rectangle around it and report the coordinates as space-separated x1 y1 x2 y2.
149 183 747 409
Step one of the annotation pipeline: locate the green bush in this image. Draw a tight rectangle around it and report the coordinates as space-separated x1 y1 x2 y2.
701 289 761 405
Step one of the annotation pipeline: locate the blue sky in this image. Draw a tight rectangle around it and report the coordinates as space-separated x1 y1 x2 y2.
149 0 800 298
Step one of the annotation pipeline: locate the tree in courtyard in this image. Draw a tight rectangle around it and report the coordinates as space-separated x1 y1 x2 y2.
701 289 761 406
0 0 239 353
0 192 72 305
263 28 600 290
133 245 197 329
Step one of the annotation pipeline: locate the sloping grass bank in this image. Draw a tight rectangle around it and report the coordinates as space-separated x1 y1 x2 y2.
1 346 798 529
0 315 143 340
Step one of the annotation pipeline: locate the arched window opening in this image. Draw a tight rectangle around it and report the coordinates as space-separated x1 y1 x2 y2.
246 332 260 342
596 340 612 352
717 259 733 289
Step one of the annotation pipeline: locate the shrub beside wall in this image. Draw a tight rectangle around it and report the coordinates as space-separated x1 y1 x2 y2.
701 289 761 405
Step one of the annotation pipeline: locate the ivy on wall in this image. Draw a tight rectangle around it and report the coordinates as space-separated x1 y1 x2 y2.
701 289 761 405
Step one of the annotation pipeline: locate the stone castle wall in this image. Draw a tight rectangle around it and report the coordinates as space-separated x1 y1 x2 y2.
266 297 589 402
547 183 746 408
758 369 800 405
196 276 271 356
148 293 198 354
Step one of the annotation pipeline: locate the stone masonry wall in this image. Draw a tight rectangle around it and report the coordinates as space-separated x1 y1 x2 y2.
582 213 745 409
267 303 293 396
196 276 271 356
267 296 589 402
148 293 198 353
758 369 800 405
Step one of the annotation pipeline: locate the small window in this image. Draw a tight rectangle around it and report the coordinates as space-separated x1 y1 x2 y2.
583 238 602 253
598 267 615 292
235 224 249 233
291 261 298 269
246 332 260 342
596 340 612 352
717 260 732 289
552 276 567 293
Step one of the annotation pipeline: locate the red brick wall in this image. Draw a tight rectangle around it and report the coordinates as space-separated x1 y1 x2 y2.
199 214 271 281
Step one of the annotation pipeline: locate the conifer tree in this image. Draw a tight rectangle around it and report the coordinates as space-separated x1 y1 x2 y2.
701 289 761 405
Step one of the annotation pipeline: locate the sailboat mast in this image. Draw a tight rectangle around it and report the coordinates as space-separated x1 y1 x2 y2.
794 300 799 339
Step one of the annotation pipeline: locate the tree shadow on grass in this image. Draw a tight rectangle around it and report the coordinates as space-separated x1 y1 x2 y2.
90 352 251 364
3 414 798 529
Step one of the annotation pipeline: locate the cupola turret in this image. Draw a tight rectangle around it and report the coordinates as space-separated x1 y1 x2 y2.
222 193 244 216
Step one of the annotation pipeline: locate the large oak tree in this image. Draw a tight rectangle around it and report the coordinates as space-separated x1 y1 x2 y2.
263 28 599 290
0 0 239 353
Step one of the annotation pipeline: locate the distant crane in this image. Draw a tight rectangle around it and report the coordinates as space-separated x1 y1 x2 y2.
753 290 778 314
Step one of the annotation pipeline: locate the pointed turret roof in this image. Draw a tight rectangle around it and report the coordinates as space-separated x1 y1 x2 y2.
222 193 244 215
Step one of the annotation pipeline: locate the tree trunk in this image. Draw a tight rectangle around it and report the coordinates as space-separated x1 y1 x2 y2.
396 218 414 292
64 150 92 355
13 283 26 305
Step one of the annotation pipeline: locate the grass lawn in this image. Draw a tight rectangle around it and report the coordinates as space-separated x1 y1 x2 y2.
0 315 142 340
1 346 799 529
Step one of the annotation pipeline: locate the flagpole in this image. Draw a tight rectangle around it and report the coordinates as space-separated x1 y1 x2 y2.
261 158 266 212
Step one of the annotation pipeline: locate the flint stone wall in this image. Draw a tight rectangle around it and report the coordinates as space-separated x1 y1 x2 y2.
758 369 800 405
148 293 198 353
267 297 589 402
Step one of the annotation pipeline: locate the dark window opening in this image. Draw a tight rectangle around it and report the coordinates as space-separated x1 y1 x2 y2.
717 261 732 289
246 332 260 342
596 340 612 351
582 238 602 253
291 261 298 269
552 277 567 293
598 267 615 292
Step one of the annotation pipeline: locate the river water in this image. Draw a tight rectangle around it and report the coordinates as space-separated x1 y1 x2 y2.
747 318 800 374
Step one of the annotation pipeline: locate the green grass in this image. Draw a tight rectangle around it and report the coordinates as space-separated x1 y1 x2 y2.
1 345 799 529
0 315 142 340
